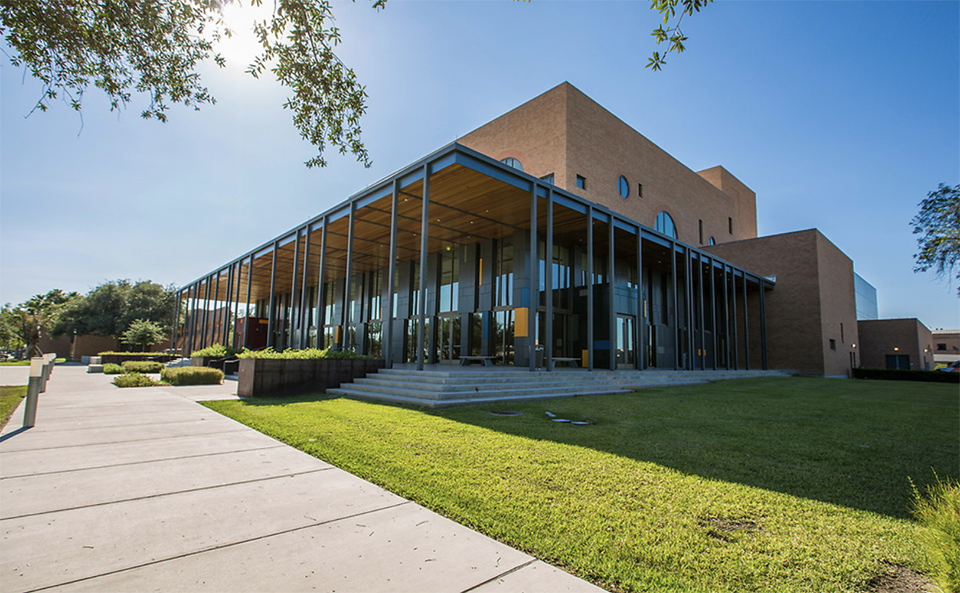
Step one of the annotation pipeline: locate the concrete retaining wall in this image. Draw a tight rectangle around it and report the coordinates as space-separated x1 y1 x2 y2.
238 358 385 398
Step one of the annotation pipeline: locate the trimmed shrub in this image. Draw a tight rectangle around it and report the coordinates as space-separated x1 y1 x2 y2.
161 366 224 386
853 367 959 383
237 347 380 360
190 344 241 358
113 373 159 388
102 363 125 375
122 361 164 373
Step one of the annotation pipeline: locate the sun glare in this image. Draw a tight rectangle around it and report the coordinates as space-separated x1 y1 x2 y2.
212 1 276 72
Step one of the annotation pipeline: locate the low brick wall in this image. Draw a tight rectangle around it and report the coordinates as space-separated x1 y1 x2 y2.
237 358 385 398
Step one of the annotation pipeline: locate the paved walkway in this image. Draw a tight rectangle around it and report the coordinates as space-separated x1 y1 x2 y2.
1 365 605 593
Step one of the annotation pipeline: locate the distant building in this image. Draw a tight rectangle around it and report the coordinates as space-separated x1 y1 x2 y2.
854 273 878 320
858 318 933 371
932 329 960 366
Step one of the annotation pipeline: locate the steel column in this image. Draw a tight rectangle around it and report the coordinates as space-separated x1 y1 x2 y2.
686 249 694 370
416 164 430 371
637 228 645 370
697 255 705 370
342 208 355 351
384 180 399 367
671 242 679 370
528 184 538 371
545 187 553 372
608 216 616 370
315 217 328 349
171 289 181 355
709 256 717 370
243 255 253 348
759 279 768 370
223 264 233 346
731 270 739 369
289 230 301 350
266 243 278 349
586 207 594 371
743 273 751 370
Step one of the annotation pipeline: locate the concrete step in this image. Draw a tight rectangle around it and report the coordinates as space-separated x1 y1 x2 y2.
326 385 638 408
328 367 792 408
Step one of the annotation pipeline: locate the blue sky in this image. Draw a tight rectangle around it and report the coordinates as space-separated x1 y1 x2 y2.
2 0 958 329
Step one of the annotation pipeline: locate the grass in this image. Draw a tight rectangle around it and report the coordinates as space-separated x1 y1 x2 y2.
1 385 28 428
0 358 67 366
203 377 959 593
911 474 960 593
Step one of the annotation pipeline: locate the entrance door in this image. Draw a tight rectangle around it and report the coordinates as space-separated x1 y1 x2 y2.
616 315 637 369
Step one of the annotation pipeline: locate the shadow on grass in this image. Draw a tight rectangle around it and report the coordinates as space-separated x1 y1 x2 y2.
421 377 959 520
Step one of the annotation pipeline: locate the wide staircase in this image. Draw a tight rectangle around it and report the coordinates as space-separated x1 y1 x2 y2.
327 367 793 408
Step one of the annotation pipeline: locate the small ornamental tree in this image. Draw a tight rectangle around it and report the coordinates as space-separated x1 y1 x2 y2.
121 319 167 352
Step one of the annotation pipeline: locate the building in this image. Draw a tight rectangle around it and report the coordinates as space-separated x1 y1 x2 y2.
854 274 879 321
705 230 859 377
931 329 960 366
858 318 934 371
176 82 873 377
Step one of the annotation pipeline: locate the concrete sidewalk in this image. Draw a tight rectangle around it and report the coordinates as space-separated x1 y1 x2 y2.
1 366 605 593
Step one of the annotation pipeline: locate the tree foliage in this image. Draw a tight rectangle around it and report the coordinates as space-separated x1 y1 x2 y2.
0 0 382 168
911 183 960 297
121 319 167 352
53 280 177 338
646 0 713 71
0 289 78 356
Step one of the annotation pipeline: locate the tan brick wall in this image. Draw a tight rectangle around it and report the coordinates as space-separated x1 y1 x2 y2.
859 319 934 370
460 82 758 246
705 229 858 376
815 233 860 376
457 85 568 185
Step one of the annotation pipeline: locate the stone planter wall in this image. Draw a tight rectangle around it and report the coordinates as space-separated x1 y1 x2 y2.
238 358 385 398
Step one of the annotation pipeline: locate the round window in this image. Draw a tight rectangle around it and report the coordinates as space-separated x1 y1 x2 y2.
654 211 677 239
618 175 629 199
501 157 523 172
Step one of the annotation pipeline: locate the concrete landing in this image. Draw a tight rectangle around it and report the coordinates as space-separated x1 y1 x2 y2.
0 366 605 593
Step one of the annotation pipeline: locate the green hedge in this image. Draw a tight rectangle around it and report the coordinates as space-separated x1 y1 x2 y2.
113 373 159 388
853 367 960 383
190 344 242 358
102 363 125 375
161 366 224 385
236 347 380 360
122 361 164 373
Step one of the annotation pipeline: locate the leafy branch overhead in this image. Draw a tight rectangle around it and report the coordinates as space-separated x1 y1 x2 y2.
911 183 960 297
3 0 708 168
647 0 713 71
0 0 381 168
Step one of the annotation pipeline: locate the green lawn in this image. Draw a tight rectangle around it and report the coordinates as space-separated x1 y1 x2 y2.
0 358 67 366
0 385 28 428
203 377 959 593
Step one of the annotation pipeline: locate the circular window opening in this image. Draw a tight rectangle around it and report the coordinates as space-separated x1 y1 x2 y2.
708 237 716 246
618 175 629 199
501 157 524 172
